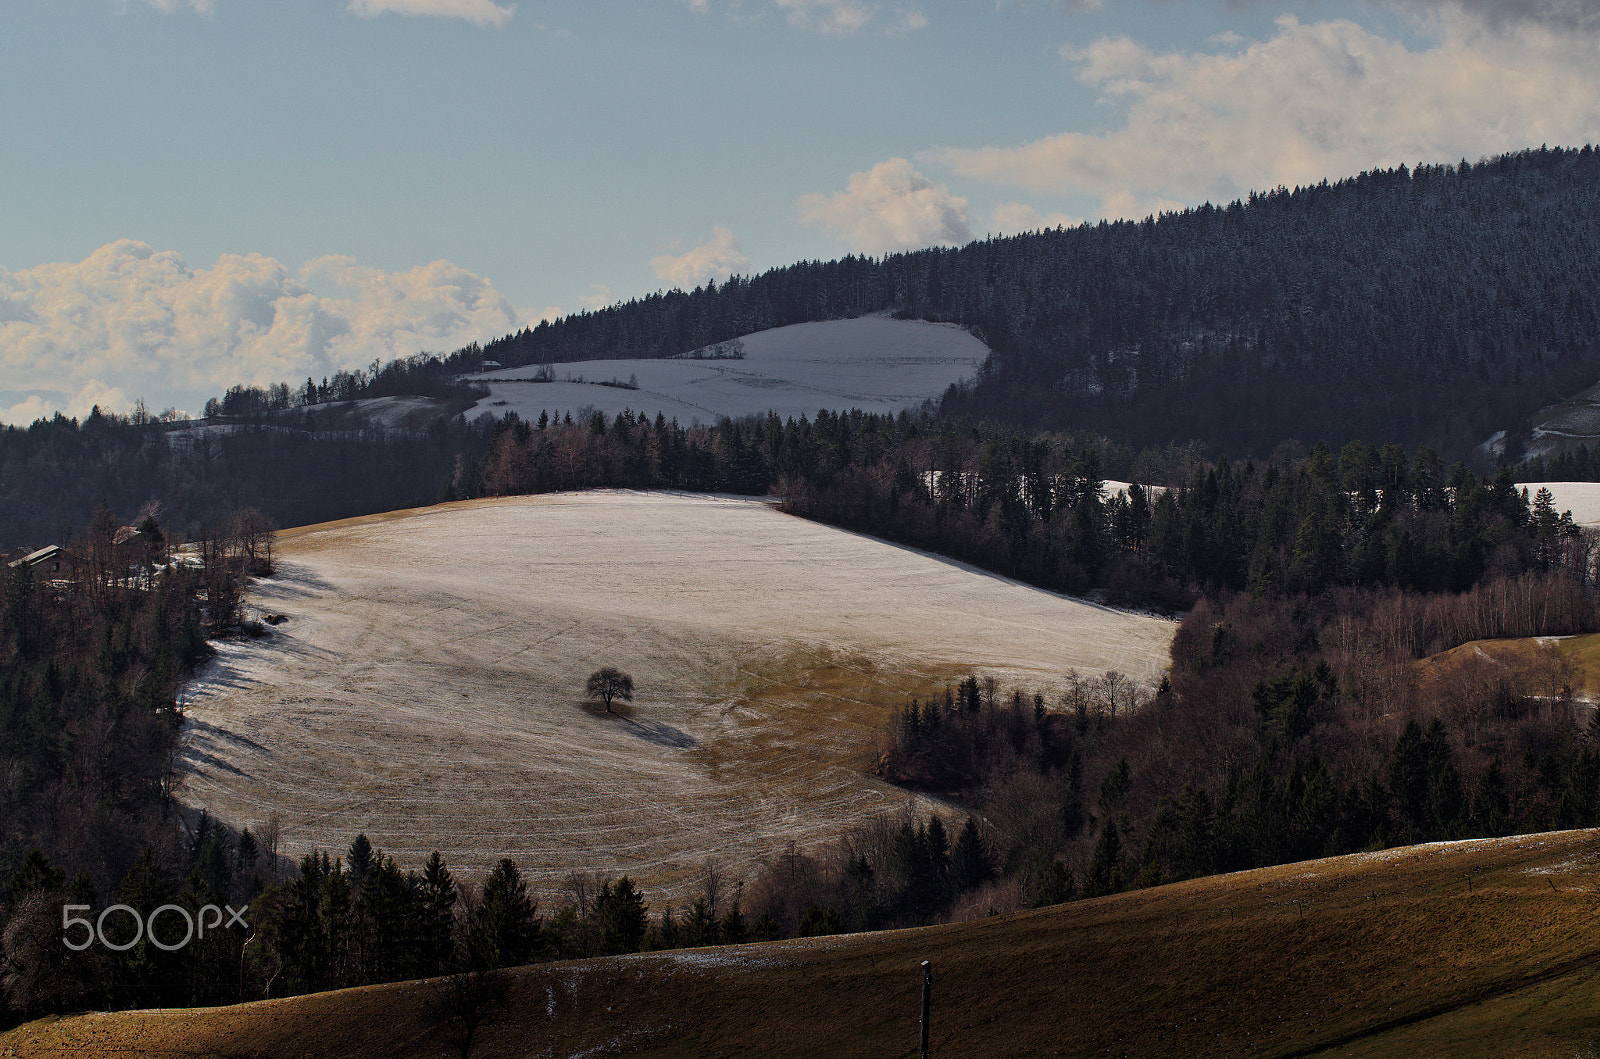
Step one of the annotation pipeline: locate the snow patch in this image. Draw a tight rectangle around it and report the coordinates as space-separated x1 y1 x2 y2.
1518 482 1600 526
464 318 987 425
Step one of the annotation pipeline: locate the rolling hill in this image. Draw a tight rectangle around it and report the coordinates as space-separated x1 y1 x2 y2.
176 490 1174 899
468 147 1600 461
9 828 1600 1058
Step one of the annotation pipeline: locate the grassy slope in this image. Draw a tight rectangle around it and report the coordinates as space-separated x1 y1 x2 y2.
1414 632 1600 701
9 830 1600 1059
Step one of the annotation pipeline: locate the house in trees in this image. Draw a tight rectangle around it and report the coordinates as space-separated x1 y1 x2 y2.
112 525 145 576
7 544 63 574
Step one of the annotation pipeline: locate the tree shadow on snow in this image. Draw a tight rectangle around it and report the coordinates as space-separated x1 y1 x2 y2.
578 702 698 750
624 718 698 750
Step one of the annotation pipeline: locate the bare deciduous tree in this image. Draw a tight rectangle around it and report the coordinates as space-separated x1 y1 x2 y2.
585 667 634 714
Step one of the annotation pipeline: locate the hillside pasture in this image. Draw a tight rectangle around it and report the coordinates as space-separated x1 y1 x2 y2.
177 491 1172 899
12 828 1600 1058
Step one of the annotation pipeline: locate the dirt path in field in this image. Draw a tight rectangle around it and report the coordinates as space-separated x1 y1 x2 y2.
177 491 1174 900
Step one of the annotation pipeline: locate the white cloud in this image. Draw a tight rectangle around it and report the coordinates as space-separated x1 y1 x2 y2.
0 240 520 425
934 10 1600 218
1 382 132 427
651 226 752 289
578 285 615 311
347 0 515 29
800 159 972 254
889 7 929 34
678 0 925 33
990 201 1081 233
776 0 872 32
115 0 214 13
1403 0 1600 32
772 0 925 34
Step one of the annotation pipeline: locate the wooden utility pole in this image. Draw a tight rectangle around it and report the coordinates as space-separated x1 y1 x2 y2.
920 960 933 1058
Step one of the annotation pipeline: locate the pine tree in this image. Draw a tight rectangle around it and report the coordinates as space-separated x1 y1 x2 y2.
477 858 539 969
596 877 648 955
347 834 374 887
949 817 992 894
417 851 457 976
1082 819 1124 899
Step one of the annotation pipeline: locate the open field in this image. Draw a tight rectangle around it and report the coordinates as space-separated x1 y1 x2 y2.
12 828 1600 1058
176 491 1173 899
1415 631 1600 706
464 317 988 425
1519 481 1600 525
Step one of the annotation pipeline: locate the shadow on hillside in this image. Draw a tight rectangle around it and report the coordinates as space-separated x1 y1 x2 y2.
578 702 698 749
625 718 698 750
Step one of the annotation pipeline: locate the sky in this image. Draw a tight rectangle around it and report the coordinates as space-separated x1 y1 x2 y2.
3 0 1599 423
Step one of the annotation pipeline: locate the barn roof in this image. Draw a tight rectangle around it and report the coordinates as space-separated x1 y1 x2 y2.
8 544 63 569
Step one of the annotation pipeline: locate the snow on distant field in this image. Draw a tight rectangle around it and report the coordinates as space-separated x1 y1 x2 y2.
1519 482 1600 525
463 317 987 424
1102 481 1164 501
178 491 1172 900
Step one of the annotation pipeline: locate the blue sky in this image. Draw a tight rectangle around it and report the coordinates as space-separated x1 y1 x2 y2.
3 0 1599 422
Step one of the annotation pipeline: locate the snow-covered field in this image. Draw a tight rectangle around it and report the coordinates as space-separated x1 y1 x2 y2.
463 317 988 425
1520 482 1600 526
177 491 1173 900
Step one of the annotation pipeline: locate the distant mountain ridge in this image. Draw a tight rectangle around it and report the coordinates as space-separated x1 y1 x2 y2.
470 145 1600 461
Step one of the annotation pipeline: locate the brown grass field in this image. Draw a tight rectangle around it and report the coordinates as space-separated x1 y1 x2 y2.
8 829 1600 1058
1413 632 1600 706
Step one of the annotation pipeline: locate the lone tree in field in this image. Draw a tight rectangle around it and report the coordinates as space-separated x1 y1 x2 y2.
586 667 634 714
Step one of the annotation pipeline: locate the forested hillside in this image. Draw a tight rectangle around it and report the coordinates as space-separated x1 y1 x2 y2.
0 408 493 551
468 146 1600 460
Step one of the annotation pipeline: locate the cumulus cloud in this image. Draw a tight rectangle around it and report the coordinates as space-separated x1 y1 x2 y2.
347 0 515 29
933 11 1600 218
990 201 1081 233
800 159 972 254
651 226 752 289
0 240 521 425
1 382 132 428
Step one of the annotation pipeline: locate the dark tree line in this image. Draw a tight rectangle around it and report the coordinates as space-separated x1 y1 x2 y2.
0 406 496 551
759 562 1600 932
0 502 279 1022
1522 442 1600 483
201 353 486 419
448 408 1593 614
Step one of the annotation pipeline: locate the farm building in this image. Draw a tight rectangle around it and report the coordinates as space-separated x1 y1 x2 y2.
7 545 64 574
